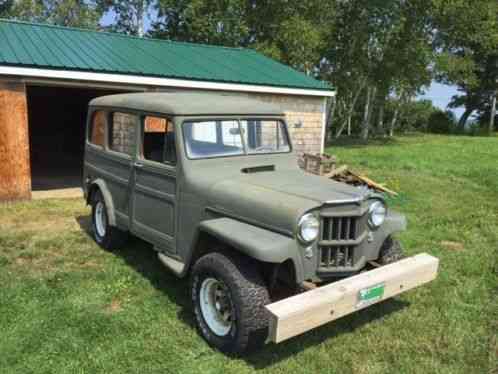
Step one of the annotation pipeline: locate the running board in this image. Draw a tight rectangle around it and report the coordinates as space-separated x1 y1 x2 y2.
265 253 439 343
158 253 185 276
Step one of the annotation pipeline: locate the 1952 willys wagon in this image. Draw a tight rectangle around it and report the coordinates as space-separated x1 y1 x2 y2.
83 92 439 354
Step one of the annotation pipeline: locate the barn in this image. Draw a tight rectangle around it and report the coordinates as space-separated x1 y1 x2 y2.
0 19 334 201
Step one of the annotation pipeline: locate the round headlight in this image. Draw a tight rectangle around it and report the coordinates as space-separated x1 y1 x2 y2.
298 213 319 243
368 200 387 228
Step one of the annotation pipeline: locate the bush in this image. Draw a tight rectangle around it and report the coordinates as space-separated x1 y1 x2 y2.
427 110 456 134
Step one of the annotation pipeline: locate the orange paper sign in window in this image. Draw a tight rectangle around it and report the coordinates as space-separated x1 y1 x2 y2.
145 116 167 133
90 111 106 146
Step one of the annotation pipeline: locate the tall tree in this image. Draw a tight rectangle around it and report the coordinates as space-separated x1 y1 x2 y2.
321 0 432 140
151 0 328 70
8 0 102 28
150 0 250 46
0 0 14 17
433 0 498 131
100 0 152 36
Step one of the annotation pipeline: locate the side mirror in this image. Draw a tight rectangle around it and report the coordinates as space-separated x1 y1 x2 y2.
229 127 241 135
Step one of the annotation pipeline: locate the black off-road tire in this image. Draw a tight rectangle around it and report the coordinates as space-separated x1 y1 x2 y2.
91 190 128 251
378 236 404 265
190 252 271 355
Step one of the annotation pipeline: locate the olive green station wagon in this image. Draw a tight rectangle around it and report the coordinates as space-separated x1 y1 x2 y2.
83 92 437 354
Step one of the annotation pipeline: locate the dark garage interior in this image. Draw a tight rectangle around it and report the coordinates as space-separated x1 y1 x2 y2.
27 85 125 191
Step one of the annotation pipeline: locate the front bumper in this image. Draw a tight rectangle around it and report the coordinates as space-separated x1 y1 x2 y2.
266 253 439 343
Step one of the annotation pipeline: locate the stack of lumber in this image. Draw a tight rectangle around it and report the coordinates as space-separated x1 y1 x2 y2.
302 153 336 175
302 153 398 196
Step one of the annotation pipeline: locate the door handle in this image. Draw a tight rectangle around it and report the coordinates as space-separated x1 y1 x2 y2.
134 162 143 168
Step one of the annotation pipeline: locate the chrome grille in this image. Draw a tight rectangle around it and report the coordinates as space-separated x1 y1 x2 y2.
319 216 360 270
320 246 354 267
322 217 358 241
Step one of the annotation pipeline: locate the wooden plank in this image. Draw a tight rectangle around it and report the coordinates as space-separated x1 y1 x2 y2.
0 81 31 201
266 253 439 343
323 165 348 178
348 171 398 196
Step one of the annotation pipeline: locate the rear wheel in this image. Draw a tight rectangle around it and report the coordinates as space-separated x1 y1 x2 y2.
190 252 270 355
91 190 128 250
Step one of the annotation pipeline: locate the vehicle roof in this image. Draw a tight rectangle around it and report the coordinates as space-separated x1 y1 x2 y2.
89 92 285 116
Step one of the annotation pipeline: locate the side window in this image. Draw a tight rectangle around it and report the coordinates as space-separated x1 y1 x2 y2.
89 110 106 147
109 112 137 157
142 116 176 165
241 119 290 154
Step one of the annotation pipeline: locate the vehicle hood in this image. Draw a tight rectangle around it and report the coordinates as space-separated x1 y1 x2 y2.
207 169 370 235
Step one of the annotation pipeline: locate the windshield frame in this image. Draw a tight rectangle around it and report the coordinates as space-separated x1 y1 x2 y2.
181 117 292 160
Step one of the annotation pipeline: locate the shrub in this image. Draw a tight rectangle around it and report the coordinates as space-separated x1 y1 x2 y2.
427 110 456 134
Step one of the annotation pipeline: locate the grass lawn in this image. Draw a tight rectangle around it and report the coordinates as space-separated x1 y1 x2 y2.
0 134 496 373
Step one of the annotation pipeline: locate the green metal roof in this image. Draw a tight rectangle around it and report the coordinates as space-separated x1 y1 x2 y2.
0 19 332 92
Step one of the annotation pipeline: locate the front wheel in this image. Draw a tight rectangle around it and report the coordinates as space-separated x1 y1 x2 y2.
190 252 270 355
378 236 404 265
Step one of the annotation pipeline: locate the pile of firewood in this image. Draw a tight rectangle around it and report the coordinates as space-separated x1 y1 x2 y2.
302 153 398 196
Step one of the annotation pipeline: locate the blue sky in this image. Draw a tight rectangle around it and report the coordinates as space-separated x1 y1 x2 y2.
419 83 463 117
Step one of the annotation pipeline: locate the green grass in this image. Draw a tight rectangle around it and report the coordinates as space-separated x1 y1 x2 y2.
0 134 497 373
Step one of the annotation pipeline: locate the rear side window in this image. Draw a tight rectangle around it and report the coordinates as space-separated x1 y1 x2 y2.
141 116 176 165
89 110 106 147
109 112 137 157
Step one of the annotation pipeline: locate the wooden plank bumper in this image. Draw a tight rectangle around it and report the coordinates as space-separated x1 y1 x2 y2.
265 253 439 343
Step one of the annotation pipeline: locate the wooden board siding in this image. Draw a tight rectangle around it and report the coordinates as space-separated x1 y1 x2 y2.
265 253 439 343
0 81 31 200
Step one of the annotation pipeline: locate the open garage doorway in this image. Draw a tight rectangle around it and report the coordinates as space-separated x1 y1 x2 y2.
27 85 129 195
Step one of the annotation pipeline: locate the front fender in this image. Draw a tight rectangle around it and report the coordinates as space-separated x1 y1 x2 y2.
369 210 407 260
383 210 407 234
198 218 305 282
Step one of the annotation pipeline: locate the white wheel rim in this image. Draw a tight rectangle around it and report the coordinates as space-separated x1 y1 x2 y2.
95 201 107 238
199 278 233 336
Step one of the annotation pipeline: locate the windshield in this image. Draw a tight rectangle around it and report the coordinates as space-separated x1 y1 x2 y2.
183 119 291 159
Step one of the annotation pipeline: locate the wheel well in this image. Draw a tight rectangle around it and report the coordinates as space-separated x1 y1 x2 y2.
189 231 226 266
86 184 100 205
189 230 297 288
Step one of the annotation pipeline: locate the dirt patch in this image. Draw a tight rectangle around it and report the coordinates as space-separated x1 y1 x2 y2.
105 299 123 314
441 241 464 251
0 216 80 234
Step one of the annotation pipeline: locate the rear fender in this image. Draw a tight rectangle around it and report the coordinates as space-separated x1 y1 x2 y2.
87 179 117 227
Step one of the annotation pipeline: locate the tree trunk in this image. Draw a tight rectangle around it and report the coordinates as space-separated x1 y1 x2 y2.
377 103 385 136
336 81 366 138
458 107 473 131
389 108 399 137
360 86 375 141
368 86 377 129
324 96 337 143
347 115 351 136
388 89 405 137
137 0 146 37
489 91 497 135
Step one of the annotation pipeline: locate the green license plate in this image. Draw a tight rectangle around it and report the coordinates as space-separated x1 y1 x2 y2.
357 283 385 308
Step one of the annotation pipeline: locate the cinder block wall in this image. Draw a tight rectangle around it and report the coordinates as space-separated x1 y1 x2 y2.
245 93 326 157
